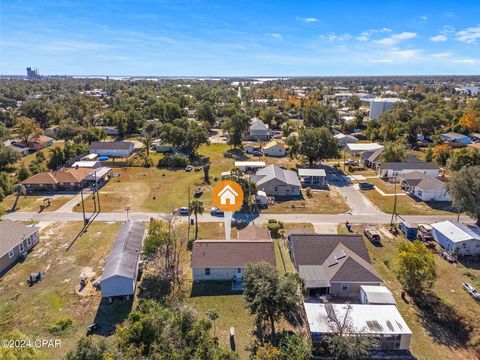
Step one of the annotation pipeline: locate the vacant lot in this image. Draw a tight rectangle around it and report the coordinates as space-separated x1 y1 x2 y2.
265 189 349 214
338 224 480 360
0 221 122 359
2 194 72 213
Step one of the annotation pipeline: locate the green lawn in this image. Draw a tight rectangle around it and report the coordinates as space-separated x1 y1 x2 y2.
196 222 237 240
337 224 480 360
0 222 122 359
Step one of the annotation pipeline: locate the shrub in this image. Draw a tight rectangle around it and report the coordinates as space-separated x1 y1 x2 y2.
47 316 74 335
348 165 354 172
305 187 312 198
157 155 189 168
268 218 278 224
267 220 284 238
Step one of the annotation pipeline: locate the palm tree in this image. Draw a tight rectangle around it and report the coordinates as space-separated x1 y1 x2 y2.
189 199 204 240
141 134 154 156
11 184 26 212
206 308 219 338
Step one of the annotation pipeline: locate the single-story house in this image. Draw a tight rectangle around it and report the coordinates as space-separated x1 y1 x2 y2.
90 141 134 158
0 220 40 274
44 126 60 139
345 142 384 156
244 144 262 154
96 126 119 136
191 240 276 281
263 140 286 157
6 141 30 157
431 221 480 256
334 133 359 147
100 221 146 299
234 161 266 173
288 233 382 297
379 161 440 179
399 171 450 202
304 303 412 351
252 164 301 196
21 167 112 193
298 168 326 187
441 132 472 145
361 148 383 169
29 135 54 151
360 285 396 305
248 117 270 141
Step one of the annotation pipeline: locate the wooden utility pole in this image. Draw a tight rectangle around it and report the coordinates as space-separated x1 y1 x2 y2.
80 188 87 225
187 186 191 241
390 175 398 225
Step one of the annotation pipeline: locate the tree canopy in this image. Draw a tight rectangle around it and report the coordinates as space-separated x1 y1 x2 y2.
447 165 480 225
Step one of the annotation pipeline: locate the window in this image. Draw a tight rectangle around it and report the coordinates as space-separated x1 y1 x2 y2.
205 268 211 276
274 187 278 192
237 268 241 273
462 243 467 248
27 237 32 246
418 190 423 197
19 242 25 253
341 283 349 291
8 249 15 258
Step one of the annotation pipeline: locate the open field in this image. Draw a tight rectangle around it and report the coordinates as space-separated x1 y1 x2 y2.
0 221 122 359
338 224 480 360
264 189 349 214
75 144 348 215
2 194 72 213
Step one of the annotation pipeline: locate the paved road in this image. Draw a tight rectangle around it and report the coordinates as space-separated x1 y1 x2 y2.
3 210 472 225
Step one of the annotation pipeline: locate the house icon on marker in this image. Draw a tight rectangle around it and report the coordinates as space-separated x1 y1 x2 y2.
218 185 238 205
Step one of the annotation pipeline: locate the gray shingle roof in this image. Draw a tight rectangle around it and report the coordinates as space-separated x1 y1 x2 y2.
90 141 133 150
101 221 145 281
250 117 269 131
380 161 439 171
253 165 301 187
0 220 39 258
399 171 446 191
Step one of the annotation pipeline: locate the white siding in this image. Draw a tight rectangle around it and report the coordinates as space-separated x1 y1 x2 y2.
192 267 243 281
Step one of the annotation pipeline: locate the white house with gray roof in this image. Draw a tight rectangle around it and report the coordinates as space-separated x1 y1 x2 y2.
100 221 146 299
0 220 40 274
399 171 450 202
247 117 270 141
379 161 440 179
251 164 301 196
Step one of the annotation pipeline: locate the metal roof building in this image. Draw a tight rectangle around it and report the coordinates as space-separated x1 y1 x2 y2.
100 221 146 298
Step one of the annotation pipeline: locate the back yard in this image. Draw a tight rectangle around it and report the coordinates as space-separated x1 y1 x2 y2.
338 224 480 360
0 221 124 359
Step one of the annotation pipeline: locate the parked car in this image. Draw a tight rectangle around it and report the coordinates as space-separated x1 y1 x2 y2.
176 207 190 216
418 224 433 236
194 187 203 197
364 228 381 243
210 207 224 216
463 283 480 301
185 165 193 172
345 158 359 166
359 182 374 190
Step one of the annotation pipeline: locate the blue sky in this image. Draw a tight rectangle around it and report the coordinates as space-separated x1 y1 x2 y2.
1 0 479 76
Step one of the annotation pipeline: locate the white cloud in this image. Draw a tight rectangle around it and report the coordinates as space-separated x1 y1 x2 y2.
374 32 417 45
430 34 448 42
320 33 352 41
431 52 451 58
371 49 423 63
419 16 428 20
301 17 320 23
271 33 282 39
453 59 476 64
355 27 391 41
455 26 480 44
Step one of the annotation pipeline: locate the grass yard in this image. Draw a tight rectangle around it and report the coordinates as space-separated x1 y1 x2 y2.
360 187 457 215
18 142 65 169
196 222 237 240
0 221 122 359
2 194 73 213
264 189 349 214
337 224 480 360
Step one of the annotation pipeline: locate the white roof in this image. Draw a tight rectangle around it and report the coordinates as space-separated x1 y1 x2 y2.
369 98 407 103
256 190 267 197
432 221 480 243
71 161 100 168
298 168 327 177
235 161 266 168
304 303 411 335
346 143 384 151
82 153 98 160
360 285 396 304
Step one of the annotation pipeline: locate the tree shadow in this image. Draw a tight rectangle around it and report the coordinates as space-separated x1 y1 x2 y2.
457 256 480 270
411 291 473 348
224 149 248 160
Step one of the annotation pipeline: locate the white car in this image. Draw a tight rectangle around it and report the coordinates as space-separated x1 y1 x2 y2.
463 283 480 301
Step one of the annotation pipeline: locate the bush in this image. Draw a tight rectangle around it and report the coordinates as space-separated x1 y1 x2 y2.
143 156 153 168
268 219 278 224
267 220 284 238
47 316 74 335
157 155 189 168
348 165 354 172
305 187 312 198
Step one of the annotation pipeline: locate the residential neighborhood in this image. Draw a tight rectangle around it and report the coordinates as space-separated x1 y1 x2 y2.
1 1 480 359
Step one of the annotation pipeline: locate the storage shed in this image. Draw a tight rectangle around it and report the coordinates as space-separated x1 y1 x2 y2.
431 221 480 256
100 221 146 299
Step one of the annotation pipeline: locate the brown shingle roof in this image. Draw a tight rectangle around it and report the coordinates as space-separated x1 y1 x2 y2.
21 168 93 185
191 240 276 268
